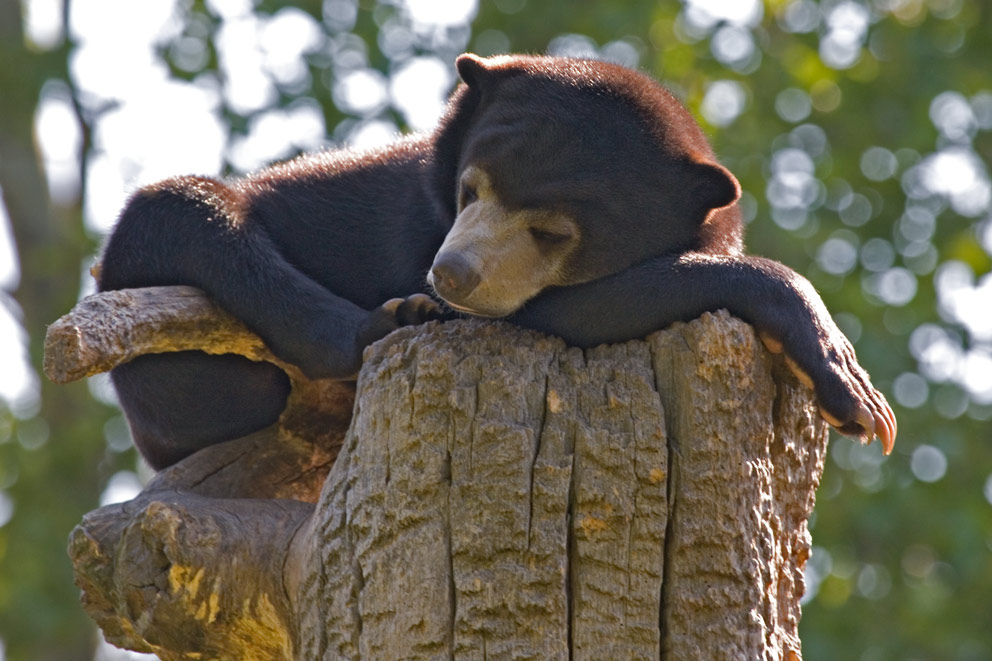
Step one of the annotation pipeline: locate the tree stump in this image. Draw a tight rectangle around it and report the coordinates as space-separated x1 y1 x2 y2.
47 287 828 660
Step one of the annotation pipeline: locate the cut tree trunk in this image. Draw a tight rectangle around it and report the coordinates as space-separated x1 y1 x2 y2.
49 286 828 661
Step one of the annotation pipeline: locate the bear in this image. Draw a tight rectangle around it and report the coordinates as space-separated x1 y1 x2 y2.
98 53 896 469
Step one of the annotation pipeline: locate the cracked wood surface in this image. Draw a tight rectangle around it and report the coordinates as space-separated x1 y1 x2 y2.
43 286 303 383
56 287 828 660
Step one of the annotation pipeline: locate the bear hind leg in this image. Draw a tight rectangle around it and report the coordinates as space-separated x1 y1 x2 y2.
111 351 290 470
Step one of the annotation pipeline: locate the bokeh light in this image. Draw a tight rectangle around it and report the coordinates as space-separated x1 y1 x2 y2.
911 444 948 483
700 80 748 127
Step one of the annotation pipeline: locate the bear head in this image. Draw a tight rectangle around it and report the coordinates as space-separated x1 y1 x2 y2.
428 53 742 318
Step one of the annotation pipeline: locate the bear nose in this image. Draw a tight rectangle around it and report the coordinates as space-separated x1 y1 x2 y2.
430 253 481 301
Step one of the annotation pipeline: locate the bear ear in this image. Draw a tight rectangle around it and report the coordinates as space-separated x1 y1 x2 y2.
456 53 490 88
691 161 741 212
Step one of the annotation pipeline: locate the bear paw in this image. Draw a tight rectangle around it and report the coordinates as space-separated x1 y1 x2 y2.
359 294 447 350
380 293 446 327
760 330 897 455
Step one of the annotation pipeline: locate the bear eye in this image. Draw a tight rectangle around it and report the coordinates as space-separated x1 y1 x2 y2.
459 184 478 210
529 227 572 245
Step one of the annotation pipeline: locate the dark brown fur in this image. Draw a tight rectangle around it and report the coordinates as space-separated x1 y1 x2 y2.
99 53 895 468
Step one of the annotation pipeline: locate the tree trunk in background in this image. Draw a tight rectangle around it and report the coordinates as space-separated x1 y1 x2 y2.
0 3 109 659
60 300 828 661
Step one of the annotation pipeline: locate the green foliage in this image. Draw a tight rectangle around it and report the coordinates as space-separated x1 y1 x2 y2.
2 1 990 659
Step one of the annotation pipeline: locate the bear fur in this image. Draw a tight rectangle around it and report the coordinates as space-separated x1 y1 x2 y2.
99 53 895 469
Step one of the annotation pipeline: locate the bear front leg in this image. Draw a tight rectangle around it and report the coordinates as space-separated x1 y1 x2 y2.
509 252 896 454
99 176 382 381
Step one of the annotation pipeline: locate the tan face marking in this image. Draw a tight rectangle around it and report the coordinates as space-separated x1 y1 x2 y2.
429 166 580 317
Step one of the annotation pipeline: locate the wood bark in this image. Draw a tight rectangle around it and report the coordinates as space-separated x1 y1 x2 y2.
50 286 828 661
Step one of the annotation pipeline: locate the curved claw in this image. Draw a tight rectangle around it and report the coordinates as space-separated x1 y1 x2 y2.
884 402 898 447
380 297 405 314
784 355 814 389
819 402 896 456
759 331 784 355
874 410 895 456
852 403 876 444
383 294 444 326
818 405 844 429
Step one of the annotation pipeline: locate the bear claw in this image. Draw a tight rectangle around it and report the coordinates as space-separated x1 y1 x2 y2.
817 405 844 429
784 355 815 390
382 293 445 326
819 400 895 456
873 407 896 456
759 330 784 355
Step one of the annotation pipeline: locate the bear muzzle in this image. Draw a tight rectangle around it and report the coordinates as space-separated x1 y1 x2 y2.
429 252 483 306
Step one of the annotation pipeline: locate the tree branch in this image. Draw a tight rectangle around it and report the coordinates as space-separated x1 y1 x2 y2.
43 286 300 384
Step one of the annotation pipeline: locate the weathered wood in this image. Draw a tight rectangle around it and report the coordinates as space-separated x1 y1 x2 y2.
652 314 824 661
43 286 295 383
70 488 313 660
54 287 828 660
46 287 356 498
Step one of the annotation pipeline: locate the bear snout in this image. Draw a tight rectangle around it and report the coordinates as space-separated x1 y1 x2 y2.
430 253 482 304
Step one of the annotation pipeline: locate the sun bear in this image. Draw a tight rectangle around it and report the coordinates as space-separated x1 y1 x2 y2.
98 53 896 469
